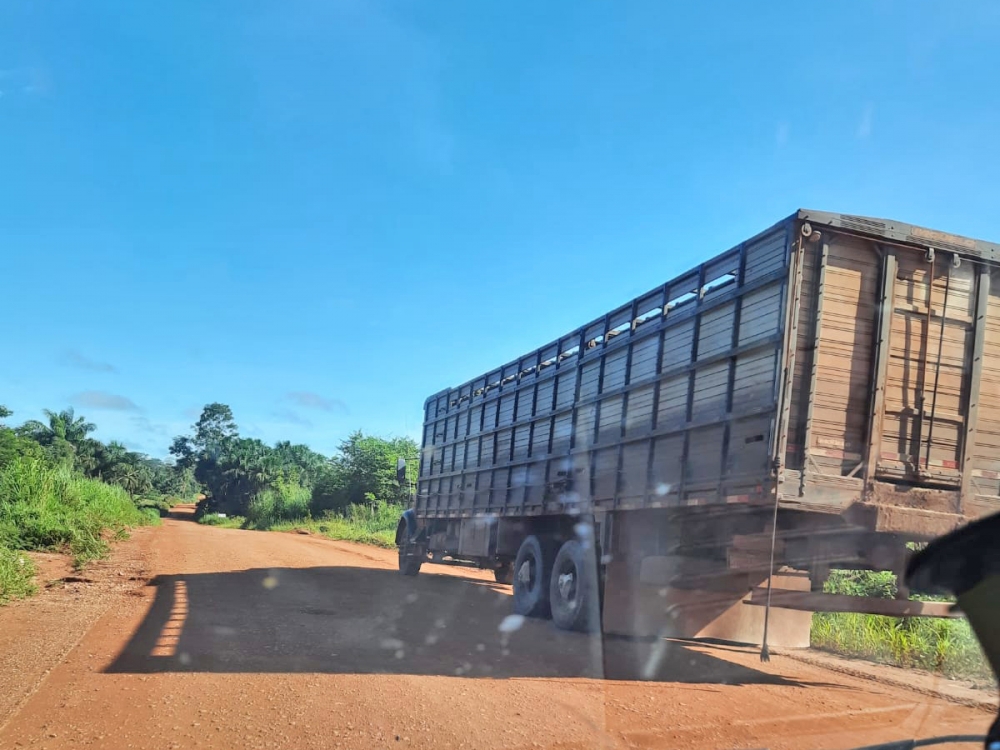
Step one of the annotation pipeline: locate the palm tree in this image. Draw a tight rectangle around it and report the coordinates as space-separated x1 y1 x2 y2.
20 408 96 447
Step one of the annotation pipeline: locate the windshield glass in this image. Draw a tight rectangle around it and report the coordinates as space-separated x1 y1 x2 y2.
1 3 998 750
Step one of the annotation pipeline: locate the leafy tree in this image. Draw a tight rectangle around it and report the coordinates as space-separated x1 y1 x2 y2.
19 408 96 446
311 431 417 514
194 403 238 452
0 405 12 422
0 427 45 468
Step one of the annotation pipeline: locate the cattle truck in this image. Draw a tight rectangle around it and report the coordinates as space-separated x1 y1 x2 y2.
396 209 1000 646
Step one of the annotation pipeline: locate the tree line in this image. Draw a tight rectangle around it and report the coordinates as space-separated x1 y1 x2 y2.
169 403 417 519
0 405 195 499
1 401 417 519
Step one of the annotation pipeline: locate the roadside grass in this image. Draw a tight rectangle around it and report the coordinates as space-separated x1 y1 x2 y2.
197 514 245 529
0 458 153 570
197 497 399 548
0 544 36 604
811 570 993 683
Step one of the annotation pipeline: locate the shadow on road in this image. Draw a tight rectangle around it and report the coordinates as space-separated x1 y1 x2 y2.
105 565 842 689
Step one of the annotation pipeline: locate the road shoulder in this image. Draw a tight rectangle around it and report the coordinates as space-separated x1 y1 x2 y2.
0 526 155 732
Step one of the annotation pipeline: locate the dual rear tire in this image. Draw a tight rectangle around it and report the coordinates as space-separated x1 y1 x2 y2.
512 535 600 631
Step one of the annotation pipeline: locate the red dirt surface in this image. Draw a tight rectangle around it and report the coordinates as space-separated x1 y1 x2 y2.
0 505 994 750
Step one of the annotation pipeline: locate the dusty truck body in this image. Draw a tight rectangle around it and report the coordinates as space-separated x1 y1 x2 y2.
396 209 1000 645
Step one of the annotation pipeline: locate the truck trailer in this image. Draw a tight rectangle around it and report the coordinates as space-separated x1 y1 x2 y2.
396 209 1000 646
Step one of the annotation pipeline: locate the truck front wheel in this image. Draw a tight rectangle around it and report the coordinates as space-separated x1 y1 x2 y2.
549 539 600 632
396 518 423 577
398 543 423 576
512 536 556 618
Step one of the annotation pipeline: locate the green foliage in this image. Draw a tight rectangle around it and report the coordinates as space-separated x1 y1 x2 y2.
812 569 992 682
244 480 311 530
310 431 417 514
0 544 36 604
271 501 401 548
824 569 897 599
197 513 244 528
0 427 46 468
0 457 152 568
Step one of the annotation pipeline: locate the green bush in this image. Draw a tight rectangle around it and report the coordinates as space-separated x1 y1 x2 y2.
0 544 36 604
0 458 152 567
197 513 244 528
135 496 171 517
245 481 311 530
812 569 993 682
272 500 401 547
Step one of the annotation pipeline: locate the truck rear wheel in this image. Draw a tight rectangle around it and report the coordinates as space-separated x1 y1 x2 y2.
512 536 556 618
549 539 600 632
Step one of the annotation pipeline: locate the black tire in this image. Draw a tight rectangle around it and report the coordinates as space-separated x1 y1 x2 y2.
397 519 423 576
494 562 514 585
549 539 600 632
398 543 422 576
512 536 556 618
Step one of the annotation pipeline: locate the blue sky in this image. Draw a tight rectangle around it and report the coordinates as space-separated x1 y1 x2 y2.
2 2 999 457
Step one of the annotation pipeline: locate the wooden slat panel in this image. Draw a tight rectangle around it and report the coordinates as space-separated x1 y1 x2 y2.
555 370 578 410
598 395 624 441
687 425 726 482
620 442 649 500
603 349 628 391
625 383 656 436
744 230 787 283
807 237 879 474
970 272 1000 498
651 434 685 494
698 302 737 359
691 361 729 419
660 319 694 371
739 284 784 345
656 374 689 426
629 333 660 383
593 447 619 501
512 424 531 460
881 253 974 481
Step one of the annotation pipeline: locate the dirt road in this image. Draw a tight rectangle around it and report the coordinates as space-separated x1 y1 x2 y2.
0 507 994 750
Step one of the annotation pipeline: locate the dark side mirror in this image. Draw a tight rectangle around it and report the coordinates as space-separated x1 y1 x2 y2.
396 457 407 485
906 512 1000 749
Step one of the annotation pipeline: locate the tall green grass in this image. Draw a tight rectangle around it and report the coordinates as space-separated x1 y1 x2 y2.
811 569 993 683
244 481 311 530
272 501 400 547
0 545 36 604
0 458 150 568
197 490 400 548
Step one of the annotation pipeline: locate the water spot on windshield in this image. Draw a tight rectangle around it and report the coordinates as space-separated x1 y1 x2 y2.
498 614 525 633
655 483 671 496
